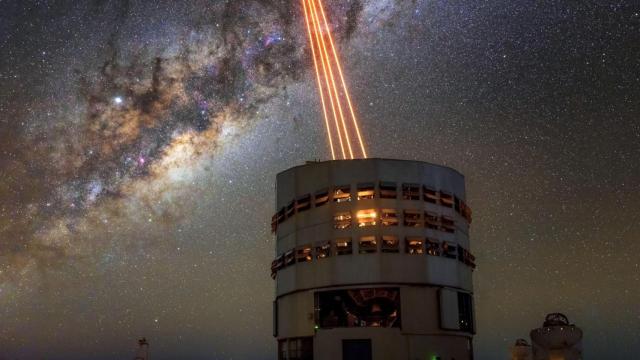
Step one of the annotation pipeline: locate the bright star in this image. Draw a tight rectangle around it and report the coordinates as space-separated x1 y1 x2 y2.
113 96 123 105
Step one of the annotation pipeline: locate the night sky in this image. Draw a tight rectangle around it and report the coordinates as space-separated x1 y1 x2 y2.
1 1 639 359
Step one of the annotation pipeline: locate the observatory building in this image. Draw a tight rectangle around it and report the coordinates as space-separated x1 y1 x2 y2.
530 313 583 360
270 158 476 360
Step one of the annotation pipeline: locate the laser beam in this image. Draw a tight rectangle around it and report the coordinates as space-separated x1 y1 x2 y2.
302 0 335 160
302 0 368 159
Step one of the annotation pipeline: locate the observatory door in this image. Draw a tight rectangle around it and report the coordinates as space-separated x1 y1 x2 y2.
342 339 372 360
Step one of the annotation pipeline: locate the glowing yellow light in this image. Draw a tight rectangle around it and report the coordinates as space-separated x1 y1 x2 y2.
306 0 346 159
301 0 368 159
315 0 368 158
301 0 335 160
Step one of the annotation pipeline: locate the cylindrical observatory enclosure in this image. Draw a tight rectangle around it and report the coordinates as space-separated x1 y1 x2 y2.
271 159 476 360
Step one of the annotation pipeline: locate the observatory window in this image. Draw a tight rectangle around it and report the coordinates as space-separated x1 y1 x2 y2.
381 235 399 253
295 194 311 212
333 185 351 203
356 209 377 227
334 212 352 229
458 292 474 333
271 213 278 233
288 337 313 360
402 183 421 200
278 339 287 360
462 202 473 223
441 242 457 259
284 250 295 266
423 186 438 204
271 255 284 279
379 181 397 199
381 208 398 226
403 209 422 227
315 241 332 259
405 237 424 254
440 191 454 208
316 288 401 328
296 245 313 263
286 201 295 218
335 237 353 255
315 189 329 207
275 207 286 227
357 182 375 200
459 247 476 269
359 236 377 254
426 238 441 256
425 211 440 230
440 215 455 233
454 196 461 213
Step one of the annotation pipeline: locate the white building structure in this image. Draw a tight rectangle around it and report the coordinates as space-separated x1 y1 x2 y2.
271 159 476 360
511 338 533 360
530 313 583 360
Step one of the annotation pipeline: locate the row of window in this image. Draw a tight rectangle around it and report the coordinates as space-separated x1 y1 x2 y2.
270 236 476 278
271 182 472 232
333 208 459 233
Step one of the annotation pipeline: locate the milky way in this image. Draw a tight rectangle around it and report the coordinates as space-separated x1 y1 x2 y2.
1 0 386 287
1 1 639 359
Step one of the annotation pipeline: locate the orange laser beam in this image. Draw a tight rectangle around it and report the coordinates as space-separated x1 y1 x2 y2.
307 0 346 159
302 0 335 160
310 0 355 159
316 0 367 158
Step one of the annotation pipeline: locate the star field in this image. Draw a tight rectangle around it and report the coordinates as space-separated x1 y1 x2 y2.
0 1 639 359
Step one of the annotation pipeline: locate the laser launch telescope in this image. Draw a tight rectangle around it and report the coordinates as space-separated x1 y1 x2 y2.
270 158 476 360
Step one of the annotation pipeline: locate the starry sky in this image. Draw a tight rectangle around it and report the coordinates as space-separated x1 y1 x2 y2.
1 0 639 359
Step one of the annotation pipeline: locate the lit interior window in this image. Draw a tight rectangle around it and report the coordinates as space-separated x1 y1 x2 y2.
359 236 377 254
356 209 377 227
440 215 455 233
379 181 397 199
286 201 295 218
426 238 441 256
423 186 438 204
402 183 421 200
333 185 351 203
381 235 399 253
271 208 286 231
295 194 311 212
403 209 422 227
406 237 424 254
441 241 457 259
357 182 375 200
425 211 440 229
317 288 401 329
461 202 473 223
315 241 331 259
334 212 352 229
381 208 398 226
296 245 313 263
335 238 353 255
459 246 476 269
315 189 329 207
440 191 454 207
454 196 461 213
284 250 295 266
271 254 284 278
